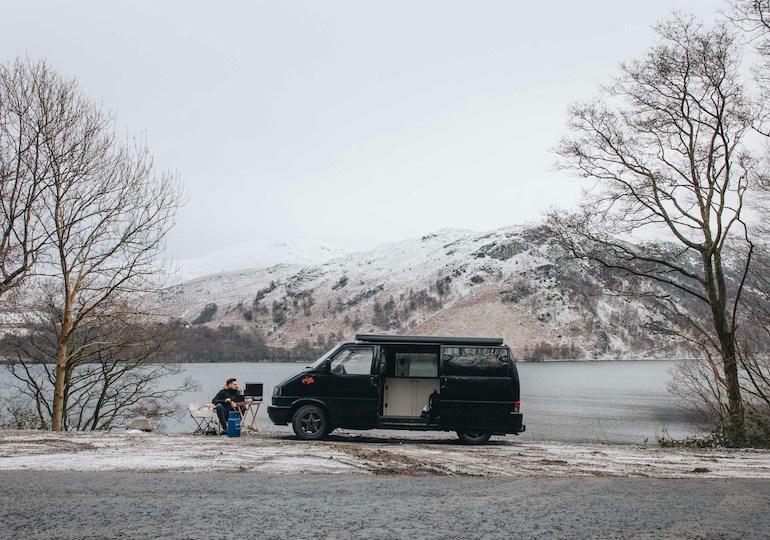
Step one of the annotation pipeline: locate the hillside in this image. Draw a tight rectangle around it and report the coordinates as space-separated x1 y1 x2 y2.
173 238 350 281
160 225 692 360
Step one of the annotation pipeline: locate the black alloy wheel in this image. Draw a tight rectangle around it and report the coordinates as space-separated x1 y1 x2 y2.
292 404 329 440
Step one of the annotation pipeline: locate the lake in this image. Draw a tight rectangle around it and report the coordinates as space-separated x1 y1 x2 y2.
166 359 702 444
0 360 703 444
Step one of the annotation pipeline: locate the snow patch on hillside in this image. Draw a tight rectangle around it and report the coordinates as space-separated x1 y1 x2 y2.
174 238 351 281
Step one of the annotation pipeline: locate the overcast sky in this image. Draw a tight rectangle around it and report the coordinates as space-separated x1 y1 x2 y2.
2 0 724 259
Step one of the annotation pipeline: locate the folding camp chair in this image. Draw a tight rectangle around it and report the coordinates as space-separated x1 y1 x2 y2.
189 403 220 435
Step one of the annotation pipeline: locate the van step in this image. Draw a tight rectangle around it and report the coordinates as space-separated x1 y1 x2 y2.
379 420 439 428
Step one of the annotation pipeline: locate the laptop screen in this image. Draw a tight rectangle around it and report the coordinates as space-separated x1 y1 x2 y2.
244 383 263 399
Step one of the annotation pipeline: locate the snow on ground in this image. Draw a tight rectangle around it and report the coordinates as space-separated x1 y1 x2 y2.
1 430 769 478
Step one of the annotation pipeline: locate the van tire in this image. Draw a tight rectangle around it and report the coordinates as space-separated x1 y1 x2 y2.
292 405 329 440
457 431 491 445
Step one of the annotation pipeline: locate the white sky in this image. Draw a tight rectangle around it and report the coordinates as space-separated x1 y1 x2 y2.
2 0 724 259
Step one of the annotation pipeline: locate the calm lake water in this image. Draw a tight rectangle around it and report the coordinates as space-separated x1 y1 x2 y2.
165 359 702 444
0 360 703 444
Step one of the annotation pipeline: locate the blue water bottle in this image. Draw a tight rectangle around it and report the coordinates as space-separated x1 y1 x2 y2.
227 410 241 437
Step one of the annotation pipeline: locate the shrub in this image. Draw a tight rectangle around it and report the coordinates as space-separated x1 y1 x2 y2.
192 303 217 325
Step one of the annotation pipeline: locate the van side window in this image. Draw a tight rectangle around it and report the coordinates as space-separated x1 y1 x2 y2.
330 347 374 375
442 347 508 377
395 352 438 377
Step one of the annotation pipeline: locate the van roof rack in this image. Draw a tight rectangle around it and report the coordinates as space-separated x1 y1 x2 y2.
354 334 504 346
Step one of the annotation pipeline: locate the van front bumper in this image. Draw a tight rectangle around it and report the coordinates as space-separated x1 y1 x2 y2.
268 405 292 426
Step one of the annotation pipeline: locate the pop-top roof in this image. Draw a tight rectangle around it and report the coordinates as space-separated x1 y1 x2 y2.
354 334 504 346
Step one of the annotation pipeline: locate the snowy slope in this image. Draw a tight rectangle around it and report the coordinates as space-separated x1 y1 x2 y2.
160 225 691 360
173 238 350 281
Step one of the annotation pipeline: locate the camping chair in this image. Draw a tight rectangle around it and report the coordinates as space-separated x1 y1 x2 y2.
189 403 220 435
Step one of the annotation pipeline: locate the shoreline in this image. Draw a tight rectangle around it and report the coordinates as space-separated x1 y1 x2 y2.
1 429 768 479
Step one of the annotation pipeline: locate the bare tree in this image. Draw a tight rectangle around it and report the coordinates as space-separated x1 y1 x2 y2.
5 316 195 430
728 1 770 52
730 1 770 444
0 59 55 296
551 15 768 446
727 1 770 135
1 57 185 431
669 245 770 445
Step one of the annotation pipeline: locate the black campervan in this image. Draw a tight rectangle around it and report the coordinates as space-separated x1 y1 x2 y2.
267 334 525 444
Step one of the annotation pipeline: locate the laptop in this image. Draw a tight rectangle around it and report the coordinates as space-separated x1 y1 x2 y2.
244 383 263 400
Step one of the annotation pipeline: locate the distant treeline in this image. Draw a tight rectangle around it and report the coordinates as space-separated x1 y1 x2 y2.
1 321 584 364
174 324 326 363
0 323 328 364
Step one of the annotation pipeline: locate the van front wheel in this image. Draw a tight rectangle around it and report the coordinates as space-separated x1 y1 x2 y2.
292 405 329 440
457 431 491 445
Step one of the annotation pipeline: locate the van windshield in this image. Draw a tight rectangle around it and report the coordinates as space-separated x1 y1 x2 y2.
309 344 344 370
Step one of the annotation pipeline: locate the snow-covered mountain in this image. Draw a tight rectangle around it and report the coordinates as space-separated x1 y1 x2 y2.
159 225 692 360
172 239 350 281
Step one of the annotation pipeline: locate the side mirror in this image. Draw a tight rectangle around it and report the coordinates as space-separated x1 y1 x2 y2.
321 359 331 373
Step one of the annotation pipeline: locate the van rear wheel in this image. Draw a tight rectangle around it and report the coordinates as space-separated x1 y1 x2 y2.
457 431 491 445
292 405 329 440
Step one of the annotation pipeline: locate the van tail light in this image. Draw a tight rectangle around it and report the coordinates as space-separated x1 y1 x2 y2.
514 401 520 412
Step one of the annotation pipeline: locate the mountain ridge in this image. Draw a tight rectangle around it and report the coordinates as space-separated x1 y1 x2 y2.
172 238 352 281
160 224 692 360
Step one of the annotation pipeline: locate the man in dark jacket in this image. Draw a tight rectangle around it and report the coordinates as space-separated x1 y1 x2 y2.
212 378 243 433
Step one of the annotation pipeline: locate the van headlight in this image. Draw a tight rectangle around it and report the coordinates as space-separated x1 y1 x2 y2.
273 386 281 397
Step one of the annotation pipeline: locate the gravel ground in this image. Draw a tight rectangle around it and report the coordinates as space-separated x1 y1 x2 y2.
2 430 770 539
1 430 769 479
1 472 769 539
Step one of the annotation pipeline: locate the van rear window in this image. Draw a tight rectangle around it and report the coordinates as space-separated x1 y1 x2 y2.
441 347 509 377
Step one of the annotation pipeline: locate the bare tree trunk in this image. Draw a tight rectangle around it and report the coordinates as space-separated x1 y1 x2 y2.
52 329 70 431
702 249 746 444
721 334 745 442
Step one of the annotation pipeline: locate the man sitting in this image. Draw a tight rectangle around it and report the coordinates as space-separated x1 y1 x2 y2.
212 378 244 433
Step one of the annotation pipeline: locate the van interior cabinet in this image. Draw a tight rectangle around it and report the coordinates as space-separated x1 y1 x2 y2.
383 378 438 418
